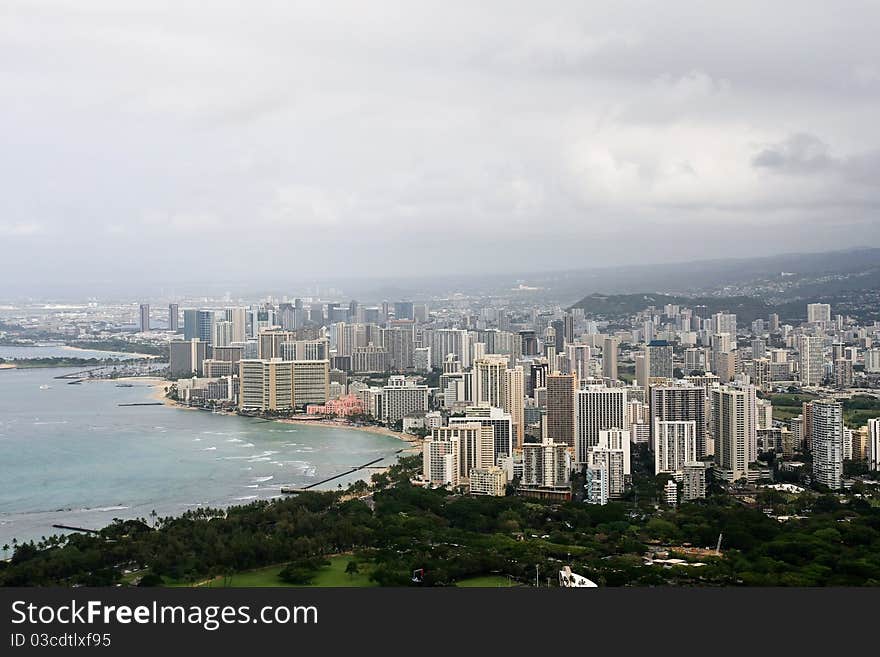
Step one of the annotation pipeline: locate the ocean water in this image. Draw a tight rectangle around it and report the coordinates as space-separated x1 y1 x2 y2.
0 367 404 546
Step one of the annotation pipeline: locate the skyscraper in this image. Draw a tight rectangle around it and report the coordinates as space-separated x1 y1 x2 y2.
503 366 525 449
798 335 825 386
811 399 843 489
807 303 831 324
184 309 215 344
650 383 707 457
646 340 674 379
711 385 757 482
602 336 619 381
473 355 508 408
139 304 150 332
575 385 628 464
450 406 513 463
168 303 179 332
654 420 698 474
869 418 880 472
546 373 577 448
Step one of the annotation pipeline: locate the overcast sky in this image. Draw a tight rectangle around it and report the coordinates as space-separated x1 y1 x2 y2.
2 1 879 292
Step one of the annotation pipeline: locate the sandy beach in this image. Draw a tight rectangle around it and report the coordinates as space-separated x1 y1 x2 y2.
276 417 420 444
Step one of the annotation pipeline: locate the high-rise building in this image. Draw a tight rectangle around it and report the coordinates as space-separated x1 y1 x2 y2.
865 348 880 373
258 330 297 360
811 399 843 489
568 344 592 382
422 434 460 488
711 385 757 482
546 373 577 448
521 440 571 490
654 420 698 474
807 303 832 324
646 340 673 379
598 428 631 475
504 366 525 449
469 467 507 496
239 359 294 411
472 356 508 408
169 339 207 378
585 465 608 505
602 336 619 381
676 463 709 501
869 419 880 472
168 303 179 332
225 307 248 344
139 304 150 332
798 335 825 386
588 446 626 499
212 320 233 348
184 309 215 344
381 375 429 424
382 326 415 371
650 383 707 457
575 385 628 465
430 329 471 369
394 301 414 321
429 424 494 483
712 312 737 338
450 406 513 463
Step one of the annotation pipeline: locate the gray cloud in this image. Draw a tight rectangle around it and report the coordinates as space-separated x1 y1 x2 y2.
1 0 879 294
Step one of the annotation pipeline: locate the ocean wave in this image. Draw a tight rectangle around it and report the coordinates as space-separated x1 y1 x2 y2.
234 496 258 501
251 476 274 483
201 446 217 451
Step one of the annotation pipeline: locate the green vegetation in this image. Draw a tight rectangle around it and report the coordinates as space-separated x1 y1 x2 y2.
454 575 516 587
766 393 880 428
3 454 880 587
766 392 819 423
843 396 880 428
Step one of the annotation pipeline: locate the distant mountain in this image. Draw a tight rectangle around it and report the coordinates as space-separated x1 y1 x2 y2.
570 292 773 323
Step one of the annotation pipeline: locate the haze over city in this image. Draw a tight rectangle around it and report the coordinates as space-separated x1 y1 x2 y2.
2 0 880 294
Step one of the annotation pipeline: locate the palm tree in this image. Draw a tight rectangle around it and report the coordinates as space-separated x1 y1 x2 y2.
1 544 9 560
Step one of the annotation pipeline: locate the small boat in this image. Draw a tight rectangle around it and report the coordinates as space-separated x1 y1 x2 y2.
39 384 51 390
115 383 134 388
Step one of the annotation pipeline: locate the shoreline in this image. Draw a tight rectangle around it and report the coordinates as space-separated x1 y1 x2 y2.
138 377 422 478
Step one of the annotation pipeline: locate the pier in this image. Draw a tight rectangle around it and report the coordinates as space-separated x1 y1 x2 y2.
51 524 99 534
281 456 387 493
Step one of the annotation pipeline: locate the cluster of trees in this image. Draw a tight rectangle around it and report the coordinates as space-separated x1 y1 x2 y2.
3 455 880 587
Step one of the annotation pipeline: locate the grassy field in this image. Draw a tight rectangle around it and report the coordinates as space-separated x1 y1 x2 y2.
454 575 516 587
186 555 377 588
766 392 880 428
766 392 818 424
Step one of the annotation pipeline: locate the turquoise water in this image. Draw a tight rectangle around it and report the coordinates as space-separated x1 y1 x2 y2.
0 368 404 546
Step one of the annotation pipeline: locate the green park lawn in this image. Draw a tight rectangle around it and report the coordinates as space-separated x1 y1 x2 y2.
454 574 516 587
183 555 376 588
